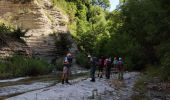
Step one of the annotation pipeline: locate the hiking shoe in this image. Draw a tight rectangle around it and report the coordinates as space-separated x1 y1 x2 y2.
90 79 95 82
62 80 64 84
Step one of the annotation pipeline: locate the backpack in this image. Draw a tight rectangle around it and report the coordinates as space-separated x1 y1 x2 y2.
92 57 97 66
113 60 118 65
63 57 69 67
118 60 123 67
107 59 112 66
67 56 73 63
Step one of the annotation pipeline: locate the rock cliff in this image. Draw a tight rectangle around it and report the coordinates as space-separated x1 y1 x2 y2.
0 0 76 62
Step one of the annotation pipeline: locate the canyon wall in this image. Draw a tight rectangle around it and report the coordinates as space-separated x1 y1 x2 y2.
0 0 75 62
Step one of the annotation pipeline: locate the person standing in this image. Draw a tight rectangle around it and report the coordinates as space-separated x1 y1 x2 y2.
113 57 118 73
117 57 124 80
98 56 105 78
90 56 97 82
67 52 73 78
105 57 112 79
61 55 69 84
61 53 72 84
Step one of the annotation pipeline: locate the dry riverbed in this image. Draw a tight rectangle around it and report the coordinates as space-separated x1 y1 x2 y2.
1 72 140 100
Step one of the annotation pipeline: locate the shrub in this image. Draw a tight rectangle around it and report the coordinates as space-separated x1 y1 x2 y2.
0 55 53 78
0 23 12 38
12 27 28 39
75 52 89 69
54 57 64 71
55 33 71 54
160 53 170 81
11 0 33 4
0 23 27 40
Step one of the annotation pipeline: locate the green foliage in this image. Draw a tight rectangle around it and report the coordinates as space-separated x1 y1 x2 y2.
77 31 96 53
106 0 170 80
11 0 33 4
120 0 170 64
51 0 78 36
91 0 110 9
0 23 27 40
55 33 71 54
54 57 64 71
52 0 110 54
160 53 170 81
0 55 53 79
75 52 89 68
0 23 12 37
12 27 28 39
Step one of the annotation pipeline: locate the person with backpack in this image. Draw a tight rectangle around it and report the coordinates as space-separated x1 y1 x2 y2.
117 57 124 80
61 53 72 84
89 56 97 82
98 56 105 78
67 53 73 76
105 57 112 79
67 53 73 67
113 57 118 73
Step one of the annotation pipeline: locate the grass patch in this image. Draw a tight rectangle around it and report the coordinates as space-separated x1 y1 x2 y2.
131 66 167 100
0 55 54 79
131 74 148 100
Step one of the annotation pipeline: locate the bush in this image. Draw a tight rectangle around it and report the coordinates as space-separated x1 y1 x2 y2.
54 57 64 71
0 23 27 40
11 27 28 39
11 0 33 4
25 58 51 76
55 33 72 54
75 52 89 69
0 23 12 38
160 53 170 81
0 55 53 78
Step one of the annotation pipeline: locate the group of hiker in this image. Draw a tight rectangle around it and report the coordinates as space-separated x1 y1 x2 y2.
88 55 124 82
61 52 124 84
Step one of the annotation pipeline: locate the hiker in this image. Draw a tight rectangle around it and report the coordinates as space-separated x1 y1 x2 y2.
105 57 112 79
61 53 72 84
117 57 124 80
113 57 118 73
98 56 105 78
90 56 97 82
67 52 73 69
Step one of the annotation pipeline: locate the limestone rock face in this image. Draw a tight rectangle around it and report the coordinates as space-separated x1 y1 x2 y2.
0 0 72 62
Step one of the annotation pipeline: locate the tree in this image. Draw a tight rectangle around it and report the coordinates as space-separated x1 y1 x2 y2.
91 0 110 9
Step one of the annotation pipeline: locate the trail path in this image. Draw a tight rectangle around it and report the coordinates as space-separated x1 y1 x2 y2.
4 72 140 100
